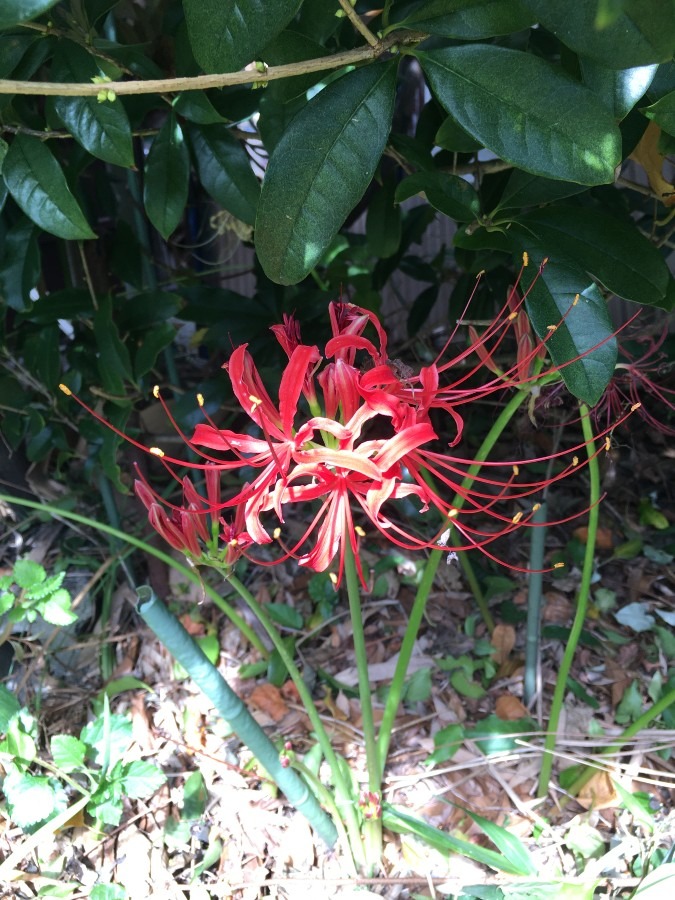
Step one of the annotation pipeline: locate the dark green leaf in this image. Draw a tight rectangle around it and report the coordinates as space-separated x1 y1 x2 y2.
366 179 401 258
581 60 657 119
134 322 178 380
0 34 38 78
0 685 20 733
182 770 208 820
93 296 135 393
255 61 398 284
173 91 227 124
435 114 482 152
3 135 96 240
416 45 621 185
642 90 675 136
408 284 439 336
22 326 60 388
51 42 134 168
189 124 260 225
512 240 617 405
395 0 534 38
495 171 587 211
0 217 41 312
116 291 183 331
521 0 675 67
519 206 670 306
396 170 480 222
265 603 303 629
0 0 61 28
183 0 301 73
144 113 190 239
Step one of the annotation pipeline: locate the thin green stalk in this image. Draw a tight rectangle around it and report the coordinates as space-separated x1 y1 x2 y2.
377 389 530 771
523 501 548 707
0 494 268 658
567 685 675 798
537 404 598 797
135 586 338 847
451 531 493 632
223 570 366 869
344 541 382 872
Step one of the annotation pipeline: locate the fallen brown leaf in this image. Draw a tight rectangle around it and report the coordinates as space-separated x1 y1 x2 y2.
495 693 529 721
250 683 289 722
491 624 515 664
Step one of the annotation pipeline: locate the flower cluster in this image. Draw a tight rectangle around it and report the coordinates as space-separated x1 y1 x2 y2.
60 257 636 585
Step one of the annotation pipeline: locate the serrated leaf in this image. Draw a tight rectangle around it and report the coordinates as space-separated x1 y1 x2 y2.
0 0 61 29
395 0 534 38
25 569 65 600
41 590 78 626
396 170 480 222
3 771 59 828
51 42 134 168
581 60 657 119
81 713 132 766
513 242 617 405
521 0 675 68
13 558 45 590
255 61 398 285
183 0 301 73
643 90 675 137
51 734 87 772
189 124 259 225
0 685 21 733
416 45 621 185
144 114 189 239
3 134 96 240
518 206 670 307
119 760 166 798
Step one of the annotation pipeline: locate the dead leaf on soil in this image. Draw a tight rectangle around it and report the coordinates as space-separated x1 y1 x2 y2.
495 693 529 721
490 624 515 664
577 769 618 810
250 683 289 722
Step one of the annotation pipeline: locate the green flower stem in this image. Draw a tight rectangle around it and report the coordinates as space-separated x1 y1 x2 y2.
135 586 338 847
223 570 365 868
344 540 382 872
0 494 268 658
377 389 530 771
537 403 598 797
567 686 675 798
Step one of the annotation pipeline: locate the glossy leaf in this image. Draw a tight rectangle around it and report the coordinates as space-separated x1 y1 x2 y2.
435 114 481 152
144 113 190 239
0 34 38 78
580 61 657 119
256 61 398 285
519 206 671 307
512 240 617 405
395 0 534 38
189 124 260 225
396 170 480 222
3 135 96 240
496 171 586 211
366 179 401 258
0 217 40 312
173 91 227 125
521 0 675 67
416 45 621 185
183 0 301 73
0 0 60 28
51 43 134 168
642 90 675 136
93 296 134 394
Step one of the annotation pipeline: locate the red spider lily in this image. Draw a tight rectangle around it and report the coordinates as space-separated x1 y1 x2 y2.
59 257 635 585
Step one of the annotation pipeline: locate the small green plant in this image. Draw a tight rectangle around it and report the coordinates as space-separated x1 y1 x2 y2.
0 557 77 643
0 687 165 833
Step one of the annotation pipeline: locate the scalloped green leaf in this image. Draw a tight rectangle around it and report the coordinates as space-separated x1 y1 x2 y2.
521 0 675 68
395 0 534 38
511 237 617 405
255 61 398 285
144 113 189 239
183 0 301 73
519 206 670 307
51 42 134 168
189 123 260 225
3 135 96 240
50 734 86 772
416 45 621 185
0 0 61 29
396 170 480 222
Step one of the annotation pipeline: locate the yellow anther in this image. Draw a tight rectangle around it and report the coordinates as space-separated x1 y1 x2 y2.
249 394 262 410
532 503 541 512
631 402 641 412
573 293 580 306
228 538 238 547
512 464 519 476
150 447 165 458
197 393 205 407
572 455 579 467
512 511 524 524
522 251 529 267
507 311 518 321
273 527 282 539
448 508 458 518
605 436 611 451
329 572 338 585
553 561 565 569
546 325 557 332
58 383 72 396
542 256 549 265
355 525 366 537
153 384 160 399
477 269 486 277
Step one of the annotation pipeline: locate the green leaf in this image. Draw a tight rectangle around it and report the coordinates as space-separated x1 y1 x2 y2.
615 679 643 724
425 722 464 766
396 170 480 222
643 90 675 136
255 61 398 284
183 0 301 73
40 589 77 626
144 114 189 239
51 42 134 168
51 734 86 772
521 0 675 67
496 171 588 212
81 713 132 766
189 124 260 225
3 134 96 240
265 603 304 629
462 806 538 875
513 243 617 405
0 34 39 79
173 91 227 124
182 770 208 820
134 321 177 380
435 113 482 152
93 295 135 393
416 45 621 185
465 715 537 755
0 217 41 312
632 863 675 898
518 206 670 307
581 60 657 119
90 885 126 900
3 771 60 828
0 0 61 29
119 760 166 798
395 0 535 38
366 179 401 258
13 558 45 590
0 685 21 733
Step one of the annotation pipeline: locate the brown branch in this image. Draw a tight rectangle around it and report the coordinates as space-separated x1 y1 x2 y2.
0 30 426 97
